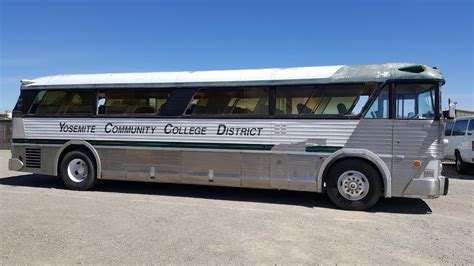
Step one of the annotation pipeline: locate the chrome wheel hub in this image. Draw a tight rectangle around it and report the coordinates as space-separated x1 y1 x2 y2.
67 158 88 182
337 170 370 201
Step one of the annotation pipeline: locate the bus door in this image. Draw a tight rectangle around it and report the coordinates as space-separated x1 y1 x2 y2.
392 83 440 193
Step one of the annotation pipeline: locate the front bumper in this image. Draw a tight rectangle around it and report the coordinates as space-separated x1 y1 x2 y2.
402 176 448 198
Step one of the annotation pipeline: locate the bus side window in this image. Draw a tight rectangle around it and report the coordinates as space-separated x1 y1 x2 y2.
364 86 389 119
395 84 436 120
275 84 374 116
100 89 171 115
185 87 269 115
28 90 94 115
97 93 106 115
185 90 205 115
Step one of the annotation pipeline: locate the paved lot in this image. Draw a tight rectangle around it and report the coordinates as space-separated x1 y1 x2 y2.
0 150 473 264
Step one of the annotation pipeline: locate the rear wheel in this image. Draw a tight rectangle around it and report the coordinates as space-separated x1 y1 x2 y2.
326 159 382 211
455 152 469 175
60 150 97 190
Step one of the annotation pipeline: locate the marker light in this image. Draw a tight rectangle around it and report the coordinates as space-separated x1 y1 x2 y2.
413 160 421 168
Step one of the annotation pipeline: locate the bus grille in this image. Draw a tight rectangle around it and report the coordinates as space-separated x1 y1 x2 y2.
25 148 41 168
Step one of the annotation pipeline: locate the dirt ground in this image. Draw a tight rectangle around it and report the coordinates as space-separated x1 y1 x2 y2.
1 150 473 264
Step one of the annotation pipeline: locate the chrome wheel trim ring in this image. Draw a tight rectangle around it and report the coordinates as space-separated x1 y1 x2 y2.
67 158 88 183
337 170 370 201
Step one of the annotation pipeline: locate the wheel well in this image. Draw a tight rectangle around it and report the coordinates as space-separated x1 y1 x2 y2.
322 157 385 194
57 145 96 175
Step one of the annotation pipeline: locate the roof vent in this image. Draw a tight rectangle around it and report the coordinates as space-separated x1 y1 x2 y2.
398 65 426 73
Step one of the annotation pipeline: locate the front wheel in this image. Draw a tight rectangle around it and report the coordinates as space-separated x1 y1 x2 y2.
60 150 97 190
326 159 382 211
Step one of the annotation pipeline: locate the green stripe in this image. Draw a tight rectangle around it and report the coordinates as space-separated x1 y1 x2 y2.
305 146 342 153
13 138 342 153
12 138 273 151
12 138 68 145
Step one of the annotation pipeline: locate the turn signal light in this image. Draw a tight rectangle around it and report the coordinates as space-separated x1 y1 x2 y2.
413 160 421 168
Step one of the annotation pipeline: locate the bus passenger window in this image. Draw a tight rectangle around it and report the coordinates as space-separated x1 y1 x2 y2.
276 84 374 116
364 86 389 119
185 90 205 115
29 90 94 115
185 87 269 115
97 94 106 115
103 89 171 115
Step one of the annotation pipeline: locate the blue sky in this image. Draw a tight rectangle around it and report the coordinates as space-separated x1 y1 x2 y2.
1 0 473 111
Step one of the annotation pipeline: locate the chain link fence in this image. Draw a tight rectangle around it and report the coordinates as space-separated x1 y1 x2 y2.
0 120 12 150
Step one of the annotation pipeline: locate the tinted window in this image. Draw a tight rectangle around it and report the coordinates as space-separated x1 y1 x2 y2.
364 85 389 119
452 120 468 136
444 121 454 136
275 84 374 116
186 87 269 115
396 84 436 119
99 89 171 115
29 90 94 114
469 120 474 131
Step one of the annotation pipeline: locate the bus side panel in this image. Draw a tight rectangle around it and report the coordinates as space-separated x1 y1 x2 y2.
10 117 58 176
287 154 319 191
344 119 394 195
127 149 182 183
11 144 59 176
241 153 271 189
97 148 127 180
182 150 241 187
392 120 443 197
345 119 394 168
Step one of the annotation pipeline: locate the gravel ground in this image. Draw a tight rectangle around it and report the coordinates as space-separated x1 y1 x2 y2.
0 150 473 264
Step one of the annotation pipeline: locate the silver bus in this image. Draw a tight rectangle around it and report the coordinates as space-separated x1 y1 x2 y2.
8 63 448 210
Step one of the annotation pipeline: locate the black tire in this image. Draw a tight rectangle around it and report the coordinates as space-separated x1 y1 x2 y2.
325 159 382 211
455 151 469 175
60 150 97 190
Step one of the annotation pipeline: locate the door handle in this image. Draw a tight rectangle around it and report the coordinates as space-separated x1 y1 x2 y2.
394 155 405 159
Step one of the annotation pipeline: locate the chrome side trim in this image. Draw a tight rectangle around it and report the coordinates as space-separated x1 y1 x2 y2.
317 148 392 197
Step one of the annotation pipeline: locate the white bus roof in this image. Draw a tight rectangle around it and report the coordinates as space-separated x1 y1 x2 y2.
20 63 444 89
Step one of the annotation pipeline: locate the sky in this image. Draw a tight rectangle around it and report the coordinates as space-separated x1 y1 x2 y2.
0 0 473 111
